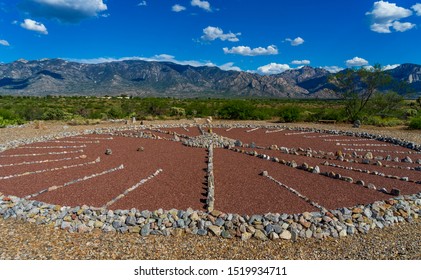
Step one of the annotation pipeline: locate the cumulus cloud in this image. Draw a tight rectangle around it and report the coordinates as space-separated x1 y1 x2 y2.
345 57 369 67
366 1 414 33
201 26 240 42
19 0 108 23
322 66 344 73
257 63 291 75
291 60 310 65
0 39 10 46
138 1 147 6
20 19 48 34
392 21 416 32
172 4 186 12
191 0 211 12
382 64 400 70
285 37 304 46
218 62 241 71
413 3 421 15
223 45 278 56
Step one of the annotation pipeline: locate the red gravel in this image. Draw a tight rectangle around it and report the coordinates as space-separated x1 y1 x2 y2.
214 149 318 215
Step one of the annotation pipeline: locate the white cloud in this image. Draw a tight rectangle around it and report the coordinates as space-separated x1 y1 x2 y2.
20 19 48 34
322 66 344 73
223 45 278 56
172 4 186 12
382 64 400 70
370 22 393 33
291 60 310 65
345 57 369 67
201 26 240 42
218 62 241 72
0 39 10 46
19 0 107 23
392 21 416 32
191 0 211 12
138 1 147 6
257 63 291 75
366 1 414 33
413 3 421 16
285 37 304 46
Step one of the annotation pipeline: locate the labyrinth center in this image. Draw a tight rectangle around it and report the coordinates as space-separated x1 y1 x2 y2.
1 125 421 216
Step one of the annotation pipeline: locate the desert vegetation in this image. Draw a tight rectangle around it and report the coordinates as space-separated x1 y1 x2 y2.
0 95 420 128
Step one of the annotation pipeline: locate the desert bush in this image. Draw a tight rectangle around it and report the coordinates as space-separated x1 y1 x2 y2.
364 116 404 127
408 116 421 129
278 106 302 122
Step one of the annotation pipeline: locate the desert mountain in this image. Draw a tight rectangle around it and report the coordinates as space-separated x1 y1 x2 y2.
0 59 419 98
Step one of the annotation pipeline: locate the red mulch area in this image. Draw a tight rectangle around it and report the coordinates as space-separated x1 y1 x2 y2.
216 148 391 211
0 135 207 210
213 149 318 215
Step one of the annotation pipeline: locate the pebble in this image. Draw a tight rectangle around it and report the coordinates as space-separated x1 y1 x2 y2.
279 230 292 240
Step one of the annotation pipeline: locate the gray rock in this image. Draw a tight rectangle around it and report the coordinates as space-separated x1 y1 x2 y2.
105 148 112 155
215 217 225 227
390 188 401 196
141 224 150 236
221 230 232 239
402 156 413 163
272 224 283 234
125 216 136 226
197 229 207 236
353 120 361 128
112 220 122 229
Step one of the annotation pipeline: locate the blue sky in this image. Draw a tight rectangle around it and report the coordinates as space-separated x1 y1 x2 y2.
0 0 421 74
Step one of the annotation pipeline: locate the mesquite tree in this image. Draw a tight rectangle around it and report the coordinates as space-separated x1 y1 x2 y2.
333 64 392 122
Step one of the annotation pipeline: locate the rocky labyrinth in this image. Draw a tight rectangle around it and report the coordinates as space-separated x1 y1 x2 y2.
1 124 421 241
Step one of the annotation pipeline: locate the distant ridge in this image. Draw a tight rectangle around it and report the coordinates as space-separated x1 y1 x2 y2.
0 59 420 98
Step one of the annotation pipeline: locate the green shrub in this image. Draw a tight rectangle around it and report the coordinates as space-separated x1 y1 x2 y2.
408 116 421 129
364 116 404 127
278 106 302 122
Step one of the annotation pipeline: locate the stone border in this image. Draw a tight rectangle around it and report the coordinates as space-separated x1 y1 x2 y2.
0 123 420 241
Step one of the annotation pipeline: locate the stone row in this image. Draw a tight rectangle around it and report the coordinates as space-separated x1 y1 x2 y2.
0 157 101 180
246 128 259 133
323 138 375 142
265 129 284 133
343 147 421 155
0 155 82 168
206 144 215 212
72 136 113 140
0 149 84 158
25 164 124 200
1 192 420 241
102 168 162 208
47 140 100 144
321 161 421 186
18 144 87 149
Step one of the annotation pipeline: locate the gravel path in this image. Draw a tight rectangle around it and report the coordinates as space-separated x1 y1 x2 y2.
1 120 421 260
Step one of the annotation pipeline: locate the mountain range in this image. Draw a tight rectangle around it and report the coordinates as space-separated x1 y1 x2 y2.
0 59 420 98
